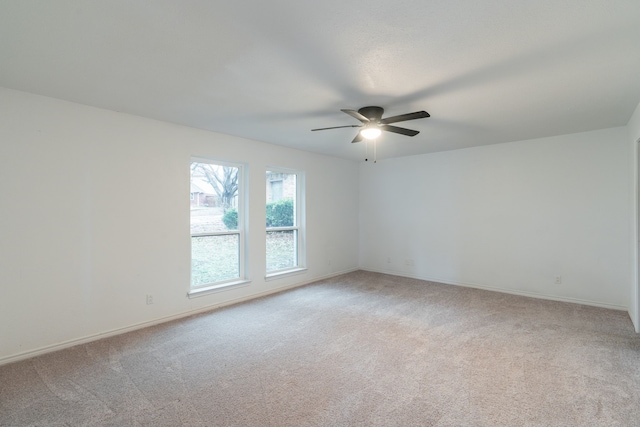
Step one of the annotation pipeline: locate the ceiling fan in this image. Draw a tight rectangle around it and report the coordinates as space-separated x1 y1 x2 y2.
311 106 430 143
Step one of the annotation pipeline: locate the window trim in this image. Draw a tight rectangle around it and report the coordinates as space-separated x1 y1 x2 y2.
189 157 248 293
264 267 307 281
187 279 251 299
265 167 305 277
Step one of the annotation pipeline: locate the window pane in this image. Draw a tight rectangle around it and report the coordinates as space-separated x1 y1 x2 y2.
266 230 297 272
191 234 239 286
266 171 296 228
191 162 239 233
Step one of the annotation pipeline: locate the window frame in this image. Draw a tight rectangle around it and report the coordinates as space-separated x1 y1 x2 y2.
265 167 306 279
189 157 249 297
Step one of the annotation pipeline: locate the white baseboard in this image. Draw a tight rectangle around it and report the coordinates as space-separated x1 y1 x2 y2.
361 267 628 312
0 268 359 367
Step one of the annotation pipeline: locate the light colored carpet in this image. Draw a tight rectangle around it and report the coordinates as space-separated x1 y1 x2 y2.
1 271 639 426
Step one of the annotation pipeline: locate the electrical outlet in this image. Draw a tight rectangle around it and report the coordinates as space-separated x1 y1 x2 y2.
405 259 415 267
146 294 154 305
387 257 391 263
554 276 562 285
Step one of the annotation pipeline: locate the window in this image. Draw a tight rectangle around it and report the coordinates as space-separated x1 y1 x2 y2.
190 159 246 291
266 168 305 275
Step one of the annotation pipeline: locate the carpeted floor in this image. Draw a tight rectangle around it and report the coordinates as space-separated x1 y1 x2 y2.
1 271 639 426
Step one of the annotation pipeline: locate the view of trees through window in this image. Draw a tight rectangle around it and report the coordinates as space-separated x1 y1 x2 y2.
190 161 241 287
190 161 303 286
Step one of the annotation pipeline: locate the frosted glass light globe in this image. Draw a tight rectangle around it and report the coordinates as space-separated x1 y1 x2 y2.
360 127 381 139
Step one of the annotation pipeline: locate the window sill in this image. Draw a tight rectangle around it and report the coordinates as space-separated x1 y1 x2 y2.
265 267 307 282
188 279 251 299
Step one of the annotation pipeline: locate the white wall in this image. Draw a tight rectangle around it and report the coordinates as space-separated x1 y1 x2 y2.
628 101 640 331
0 88 360 363
360 127 632 311
2 86 636 364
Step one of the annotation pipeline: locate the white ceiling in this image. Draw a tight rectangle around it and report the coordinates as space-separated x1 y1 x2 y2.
1 0 640 161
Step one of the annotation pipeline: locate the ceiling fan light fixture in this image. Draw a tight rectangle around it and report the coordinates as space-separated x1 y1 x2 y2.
360 126 381 139
311 106 428 144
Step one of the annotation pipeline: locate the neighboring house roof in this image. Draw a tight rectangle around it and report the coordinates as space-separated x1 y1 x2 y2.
190 178 215 195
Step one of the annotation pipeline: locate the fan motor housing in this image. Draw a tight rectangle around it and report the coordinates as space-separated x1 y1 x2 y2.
358 106 384 122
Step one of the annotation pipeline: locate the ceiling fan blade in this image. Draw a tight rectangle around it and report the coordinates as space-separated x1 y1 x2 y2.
380 124 419 137
311 125 361 131
380 111 430 124
351 132 363 143
341 109 370 123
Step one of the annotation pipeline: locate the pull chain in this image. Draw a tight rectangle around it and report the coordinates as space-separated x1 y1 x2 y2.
373 138 377 163
364 138 378 163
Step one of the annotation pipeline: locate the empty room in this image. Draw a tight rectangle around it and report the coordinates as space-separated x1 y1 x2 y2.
1 1 640 426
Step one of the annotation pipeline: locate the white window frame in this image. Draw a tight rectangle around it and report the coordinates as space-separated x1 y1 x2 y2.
265 167 306 279
189 157 249 298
